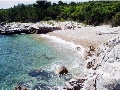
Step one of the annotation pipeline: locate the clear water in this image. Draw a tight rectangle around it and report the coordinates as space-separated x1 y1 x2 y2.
0 34 84 90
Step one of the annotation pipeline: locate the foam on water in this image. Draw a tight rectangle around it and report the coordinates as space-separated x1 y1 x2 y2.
40 34 85 57
0 34 85 90
40 34 85 77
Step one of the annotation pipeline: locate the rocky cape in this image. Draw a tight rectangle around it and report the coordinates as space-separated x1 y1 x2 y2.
0 21 61 35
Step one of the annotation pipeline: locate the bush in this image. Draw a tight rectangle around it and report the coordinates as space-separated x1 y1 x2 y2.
56 16 61 21
111 12 120 27
43 17 52 21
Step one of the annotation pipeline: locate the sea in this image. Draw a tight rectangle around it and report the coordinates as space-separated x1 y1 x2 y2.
0 34 84 90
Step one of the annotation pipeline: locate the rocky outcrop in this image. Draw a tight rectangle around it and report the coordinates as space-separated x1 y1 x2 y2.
66 36 120 90
83 36 120 90
0 22 61 35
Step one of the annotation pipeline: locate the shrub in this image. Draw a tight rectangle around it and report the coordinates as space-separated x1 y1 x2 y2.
111 12 120 27
43 17 52 21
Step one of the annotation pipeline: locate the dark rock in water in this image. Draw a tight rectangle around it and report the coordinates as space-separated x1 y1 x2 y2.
54 66 68 75
59 67 68 75
28 69 54 78
28 69 44 77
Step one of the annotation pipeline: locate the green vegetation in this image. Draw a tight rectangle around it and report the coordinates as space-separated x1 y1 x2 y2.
0 1 120 26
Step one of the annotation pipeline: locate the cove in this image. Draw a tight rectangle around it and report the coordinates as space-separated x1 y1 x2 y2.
0 34 83 90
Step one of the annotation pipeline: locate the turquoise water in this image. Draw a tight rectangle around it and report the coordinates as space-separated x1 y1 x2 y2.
0 34 83 90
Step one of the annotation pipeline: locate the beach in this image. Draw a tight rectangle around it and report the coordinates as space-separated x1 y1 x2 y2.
47 25 120 49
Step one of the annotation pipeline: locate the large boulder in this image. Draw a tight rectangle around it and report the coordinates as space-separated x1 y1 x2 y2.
54 66 68 75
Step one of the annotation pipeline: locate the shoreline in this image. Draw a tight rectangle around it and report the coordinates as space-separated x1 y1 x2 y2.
47 26 120 49
40 34 85 56
38 25 120 89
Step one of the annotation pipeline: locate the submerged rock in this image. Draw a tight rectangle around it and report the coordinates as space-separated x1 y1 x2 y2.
28 69 44 77
28 69 55 81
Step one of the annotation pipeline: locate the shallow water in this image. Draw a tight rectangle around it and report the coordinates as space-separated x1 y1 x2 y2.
0 34 84 90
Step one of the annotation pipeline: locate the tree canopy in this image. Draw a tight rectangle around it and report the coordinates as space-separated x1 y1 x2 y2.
0 1 120 26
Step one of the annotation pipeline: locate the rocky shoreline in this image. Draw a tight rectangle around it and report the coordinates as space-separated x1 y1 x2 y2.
63 36 120 90
45 22 120 90
13 35 120 90
0 21 61 35
1 21 120 90
36 28 120 90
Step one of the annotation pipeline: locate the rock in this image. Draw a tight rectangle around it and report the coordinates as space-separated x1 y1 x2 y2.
14 86 28 90
86 62 93 69
75 36 120 90
24 88 28 90
64 78 85 90
96 31 102 35
107 58 114 63
54 66 68 75
89 46 95 51
85 46 96 59
76 47 81 51
86 59 98 70
77 79 86 83
28 69 54 81
69 79 77 85
28 69 44 77
86 51 93 57
73 84 81 90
